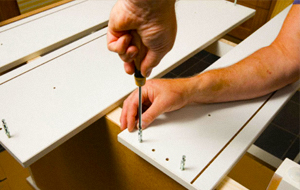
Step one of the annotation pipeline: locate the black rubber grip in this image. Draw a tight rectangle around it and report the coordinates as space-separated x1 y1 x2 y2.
134 67 144 79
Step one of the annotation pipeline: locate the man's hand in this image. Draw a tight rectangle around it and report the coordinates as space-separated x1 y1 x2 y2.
120 78 193 131
107 0 177 77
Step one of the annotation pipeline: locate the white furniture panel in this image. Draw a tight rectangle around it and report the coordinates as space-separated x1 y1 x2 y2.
119 5 299 190
0 1 254 168
119 98 268 189
194 5 297 189
0 0 116 73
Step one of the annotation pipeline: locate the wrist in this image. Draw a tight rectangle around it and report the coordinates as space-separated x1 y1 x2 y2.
186 72 218 104
179 76 203 105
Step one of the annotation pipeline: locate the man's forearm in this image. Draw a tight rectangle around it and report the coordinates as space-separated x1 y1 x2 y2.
188 45 299 104
187 5 300 104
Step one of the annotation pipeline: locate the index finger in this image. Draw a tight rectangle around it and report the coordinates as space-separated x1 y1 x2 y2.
121 89 139 131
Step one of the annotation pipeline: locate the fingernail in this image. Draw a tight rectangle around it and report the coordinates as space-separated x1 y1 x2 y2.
142 121 148 129
146 70 152 78
128 127 134 132
130 52 137 59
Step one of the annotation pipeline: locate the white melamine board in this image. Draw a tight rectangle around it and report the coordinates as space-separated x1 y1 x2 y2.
119 5 299 190
0 28 108 86
0 34 129 167
0 0 85 32
196 81 300 189
0 1 254 167
194 5 299 189
0 0 116 73
119 98 267 189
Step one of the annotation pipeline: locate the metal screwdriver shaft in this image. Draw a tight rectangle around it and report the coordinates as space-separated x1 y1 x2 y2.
138 86 142 143
131 31 147 143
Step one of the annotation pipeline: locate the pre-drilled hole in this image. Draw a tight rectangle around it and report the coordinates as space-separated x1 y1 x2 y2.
166 158 169 161
0 128 2 130
152 149 155 152
53 87 56 89
208 114 211 116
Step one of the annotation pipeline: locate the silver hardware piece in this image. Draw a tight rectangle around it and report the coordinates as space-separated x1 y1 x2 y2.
2 119 11 138
180 155 186 171
138 129 142 143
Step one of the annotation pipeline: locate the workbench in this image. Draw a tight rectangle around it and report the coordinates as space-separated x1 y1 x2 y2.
0 0 298 189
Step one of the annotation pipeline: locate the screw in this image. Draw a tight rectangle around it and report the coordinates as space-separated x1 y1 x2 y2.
180 155 186 171
138 129 142 143
2 119 11 138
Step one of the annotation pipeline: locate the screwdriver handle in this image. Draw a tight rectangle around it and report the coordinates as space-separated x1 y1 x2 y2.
131 30 147 87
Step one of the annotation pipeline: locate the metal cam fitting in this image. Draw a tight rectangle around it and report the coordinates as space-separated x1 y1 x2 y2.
2 119 11 138
180 155 186 171
138 129 142 143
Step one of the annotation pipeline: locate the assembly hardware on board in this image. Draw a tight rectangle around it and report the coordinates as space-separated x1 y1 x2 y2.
2 119 11 138
180 155 186 171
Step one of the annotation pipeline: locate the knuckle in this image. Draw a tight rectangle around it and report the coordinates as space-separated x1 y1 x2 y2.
119 54 132 63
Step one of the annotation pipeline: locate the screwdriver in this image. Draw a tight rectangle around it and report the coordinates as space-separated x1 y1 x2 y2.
131 31 146 143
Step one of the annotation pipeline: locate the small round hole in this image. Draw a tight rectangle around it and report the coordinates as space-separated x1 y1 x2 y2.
208 114 211 117
152 149 155 152
53 87 56 89
166 158 169 161
0 128 2 130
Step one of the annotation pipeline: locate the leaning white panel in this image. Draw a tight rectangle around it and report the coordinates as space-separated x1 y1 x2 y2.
194 5 299 189
0 0 116 73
